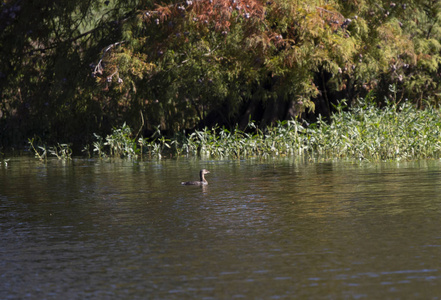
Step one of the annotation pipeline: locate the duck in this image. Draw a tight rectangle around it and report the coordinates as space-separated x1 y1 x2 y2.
181 169 210 185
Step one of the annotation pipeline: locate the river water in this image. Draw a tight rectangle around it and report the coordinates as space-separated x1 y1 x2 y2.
1 157 441 299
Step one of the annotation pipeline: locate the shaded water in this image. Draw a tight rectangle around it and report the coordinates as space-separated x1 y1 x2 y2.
1 157 441 299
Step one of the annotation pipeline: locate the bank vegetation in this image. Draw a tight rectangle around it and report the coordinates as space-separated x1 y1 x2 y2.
1 0 441 158
27 98 441 161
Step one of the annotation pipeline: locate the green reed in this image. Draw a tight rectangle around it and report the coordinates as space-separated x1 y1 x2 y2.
28 99 441 161
316 101 441 160
176 100 441 161
28 137 73 161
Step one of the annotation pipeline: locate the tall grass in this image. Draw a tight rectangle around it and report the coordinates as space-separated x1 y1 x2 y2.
29 100 441 161
307 101 441 160
177 100 441 161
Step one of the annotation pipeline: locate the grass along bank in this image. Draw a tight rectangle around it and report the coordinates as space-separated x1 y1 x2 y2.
29 100 441 161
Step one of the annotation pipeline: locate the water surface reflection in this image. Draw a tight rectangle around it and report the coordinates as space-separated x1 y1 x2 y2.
1 158 441 299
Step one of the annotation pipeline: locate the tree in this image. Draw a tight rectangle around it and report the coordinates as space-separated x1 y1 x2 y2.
0 0 147 147
1 0 441 150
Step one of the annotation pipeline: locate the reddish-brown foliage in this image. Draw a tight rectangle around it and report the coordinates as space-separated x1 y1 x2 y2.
143 0 265 31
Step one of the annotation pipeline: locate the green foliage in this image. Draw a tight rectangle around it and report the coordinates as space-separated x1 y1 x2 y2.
90 123 140 159
309 100 441 160
48 144 73 160
28 138 47 161
77 99 441 161
176 99 441 161
28 137 72 161
88 123 171 159
1 0 441 150
104 123 138 157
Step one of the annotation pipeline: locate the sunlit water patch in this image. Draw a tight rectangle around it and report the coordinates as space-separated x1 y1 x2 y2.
1 157 441 299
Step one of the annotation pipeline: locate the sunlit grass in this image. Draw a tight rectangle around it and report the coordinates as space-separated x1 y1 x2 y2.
29 99 441 161
305 100 441 161
175 100 441 161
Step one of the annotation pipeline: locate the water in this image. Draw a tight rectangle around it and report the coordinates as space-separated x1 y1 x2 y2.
1 157 441 299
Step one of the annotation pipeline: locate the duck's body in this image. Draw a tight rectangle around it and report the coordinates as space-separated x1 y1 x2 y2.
181 169 210 185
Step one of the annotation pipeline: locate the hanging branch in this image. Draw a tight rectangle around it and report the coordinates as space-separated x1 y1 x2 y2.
92 41 126 77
